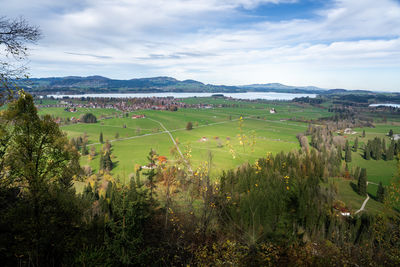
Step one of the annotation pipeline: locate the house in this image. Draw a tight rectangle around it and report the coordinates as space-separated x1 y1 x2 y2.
199 137 208 142
269 108 276 114
342 128 357 135
132 114 146 119
393 134 400 141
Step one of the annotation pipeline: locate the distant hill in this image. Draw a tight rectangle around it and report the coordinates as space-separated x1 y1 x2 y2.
15 75 374 95
18 76 243 94
241 83 326 94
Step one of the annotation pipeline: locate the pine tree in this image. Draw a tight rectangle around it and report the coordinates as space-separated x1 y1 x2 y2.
345 142 352 163
104 151 113 171
100 132 104 144
389 129 394 137
354 137 359 152
365 142 371 160
382 138 387 157
358 168 367 196
387 140 395 160
376 182 385 203
144 149 157 201
99 153 105 170
82 143 89 155
362 130 366 138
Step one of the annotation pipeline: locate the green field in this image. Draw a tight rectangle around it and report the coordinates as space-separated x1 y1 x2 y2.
37 98 400 215
33 100 322 178
66 108 306 178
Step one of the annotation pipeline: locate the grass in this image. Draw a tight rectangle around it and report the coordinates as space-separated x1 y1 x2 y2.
35 99 400 215
37 107 121 119
329 178 387 215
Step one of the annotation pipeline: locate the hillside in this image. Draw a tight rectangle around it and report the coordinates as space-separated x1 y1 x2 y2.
16 76 335 95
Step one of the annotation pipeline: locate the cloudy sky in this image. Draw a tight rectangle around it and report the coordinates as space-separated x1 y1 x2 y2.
2 0 400 91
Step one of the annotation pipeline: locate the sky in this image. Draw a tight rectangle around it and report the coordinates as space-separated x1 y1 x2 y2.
1 0 400 91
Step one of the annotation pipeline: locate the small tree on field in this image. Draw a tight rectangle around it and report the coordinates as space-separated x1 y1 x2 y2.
186 122 193 131
353 137 359 152
376 182 385 203
389 129 394 137
82 143 88 155
345 141 352 162
362 130 366 138
99 132 104 144
79 113 97 123
358 168 367 196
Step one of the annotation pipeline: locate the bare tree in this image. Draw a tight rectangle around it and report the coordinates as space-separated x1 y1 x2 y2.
0 16 41 104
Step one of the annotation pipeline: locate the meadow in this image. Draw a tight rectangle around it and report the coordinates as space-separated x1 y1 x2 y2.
38 97 400 214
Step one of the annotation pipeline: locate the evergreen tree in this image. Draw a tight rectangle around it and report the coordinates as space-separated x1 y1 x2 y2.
358 168 367 196
382 138 387 157
387 140 395 160
365 143 371 160
354 137 359 152
100 132 104 144
376 182 385 203
100 153 105 170
104 151 113 171
144 149 157 201
82 143 89 155
362 130 366 138
345 141 352 162
389 129 394 137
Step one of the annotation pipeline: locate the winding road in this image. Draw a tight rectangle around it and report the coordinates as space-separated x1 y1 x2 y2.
354 181 378 214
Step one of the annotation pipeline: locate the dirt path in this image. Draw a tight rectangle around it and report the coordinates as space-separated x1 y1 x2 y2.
355 195 370 214
354 181 376 214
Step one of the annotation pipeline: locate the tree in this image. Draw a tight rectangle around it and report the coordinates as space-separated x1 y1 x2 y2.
0 91 84 265
364 142 371 160
376 182 385 203
82 142 88 155
79 113 97 123
186 121 193 131
387 140 395 160
389 129 394 137
115 132 119 139
1 17 41 104
353 137 359 152
144 149 157 201
362 130 366 138
99 132 104 143
345 140 352 162
358 168 367 196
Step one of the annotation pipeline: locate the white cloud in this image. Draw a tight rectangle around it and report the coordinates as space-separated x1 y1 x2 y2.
2 0 400 90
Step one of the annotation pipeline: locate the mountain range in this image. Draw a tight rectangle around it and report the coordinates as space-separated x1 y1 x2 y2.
17 75 368 95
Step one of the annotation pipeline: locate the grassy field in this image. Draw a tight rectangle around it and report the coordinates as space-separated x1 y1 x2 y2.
32 99 317 178
33 97 400 216
329 178 387 215
37 98 400 193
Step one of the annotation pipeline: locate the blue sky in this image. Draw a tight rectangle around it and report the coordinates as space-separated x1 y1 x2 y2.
2 0 400 91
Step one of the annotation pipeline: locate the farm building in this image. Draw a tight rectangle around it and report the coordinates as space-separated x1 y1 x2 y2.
132 114 146 119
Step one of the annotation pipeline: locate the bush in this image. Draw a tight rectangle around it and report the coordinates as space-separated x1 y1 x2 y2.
79 113 97 123
186 122 193 131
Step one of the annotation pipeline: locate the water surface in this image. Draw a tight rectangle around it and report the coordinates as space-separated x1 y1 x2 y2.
47 92 317 101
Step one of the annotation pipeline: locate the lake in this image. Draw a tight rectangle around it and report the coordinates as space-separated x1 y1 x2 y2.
47 92 317 101
369 103 400 108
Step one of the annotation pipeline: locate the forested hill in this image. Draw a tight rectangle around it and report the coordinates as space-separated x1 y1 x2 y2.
17 76 331 94
18 76 243 94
